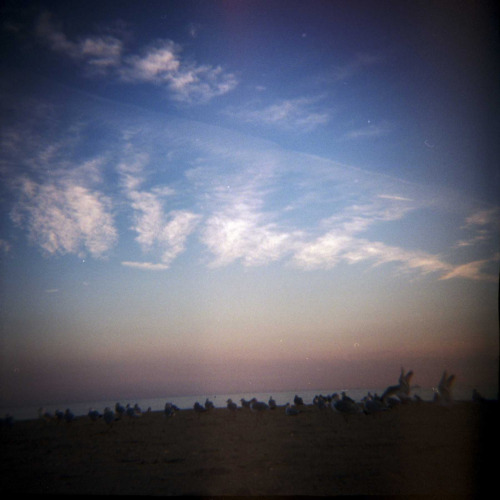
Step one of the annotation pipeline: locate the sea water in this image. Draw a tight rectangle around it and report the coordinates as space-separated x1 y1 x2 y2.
2 384 496 422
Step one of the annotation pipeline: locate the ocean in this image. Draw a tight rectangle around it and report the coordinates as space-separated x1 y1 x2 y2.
2 384 496 422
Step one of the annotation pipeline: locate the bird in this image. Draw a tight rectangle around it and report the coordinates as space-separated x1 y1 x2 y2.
240 398 252 409
332 393 362 414
64 409 75 423
380 367 415 404
294 395 304 406
226 399 238 411
38 408 53 422
88 408 101 421
362 393 388 414
125 404 141 418
285 403 300 416
205 398 215 410
250 398 269 412
194 402 207 413
268 396 277 410
115 402 125 418
315 395 328 410
434 371 456 405
54 409 65 422
103 407 115 426
164 402 176 417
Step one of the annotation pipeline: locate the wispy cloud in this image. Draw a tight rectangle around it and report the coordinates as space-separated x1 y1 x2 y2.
118 152 200 268
10 176 117 258
35 12 238 103
342 121 392 141
440 255 500 283
121 261 169 271
36 12 123 74
330 52 386 82
455 207 500 248
226 97 330 131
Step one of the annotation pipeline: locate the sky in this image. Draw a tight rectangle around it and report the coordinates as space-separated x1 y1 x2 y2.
1 0 499 408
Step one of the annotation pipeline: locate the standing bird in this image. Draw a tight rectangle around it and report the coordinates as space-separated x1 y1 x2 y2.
226 399 238 411
164 402 176 417
103 407 115 427
88 408 101 421
250 398 269 412
194 402 207 413
205 398 215 411
268 396 277 410
64 409 75 423
115 402 125 418
294 395 304 406
38 408 53 423
240 398 251 409
332 393 362 414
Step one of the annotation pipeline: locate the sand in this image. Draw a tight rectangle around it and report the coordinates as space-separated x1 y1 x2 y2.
0 400 497 496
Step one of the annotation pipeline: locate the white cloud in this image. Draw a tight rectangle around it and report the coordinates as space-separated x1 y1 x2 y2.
342 121 392 141
201 213 296 267
227 97 329 131
330 52 385 82
36 12 238 103
121 261 169 271
440 256 499 283
36 12 123 73
10 177 117 258
118 153 200 268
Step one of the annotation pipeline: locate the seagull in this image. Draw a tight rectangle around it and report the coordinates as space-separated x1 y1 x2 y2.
226 399 238 411
362 393 388 414
64 409 75 423
88 408 101 421
205 398 215 410
381 367 415 404
316 395 328 410
103 407 115 426
240 398 252 409
285 403 300 416
125 404 141 418
115 402 125 418
268 396 277 410
194 402 207 413
332 393 362 414
164 402 176 417
38 408 53 422
294 395 304 406
250 398 269 412
434 371 456 405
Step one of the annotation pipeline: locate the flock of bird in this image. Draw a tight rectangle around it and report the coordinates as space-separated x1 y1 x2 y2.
0 368 492 429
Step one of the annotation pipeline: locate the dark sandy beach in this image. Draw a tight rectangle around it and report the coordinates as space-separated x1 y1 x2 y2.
1 400 497 496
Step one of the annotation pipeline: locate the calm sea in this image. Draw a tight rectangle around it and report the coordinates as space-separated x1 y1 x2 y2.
2 384 497 422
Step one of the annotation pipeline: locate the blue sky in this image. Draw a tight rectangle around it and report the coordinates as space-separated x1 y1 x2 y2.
1 0 498 407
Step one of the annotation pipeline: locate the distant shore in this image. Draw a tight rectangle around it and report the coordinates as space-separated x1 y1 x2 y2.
1 400 497 496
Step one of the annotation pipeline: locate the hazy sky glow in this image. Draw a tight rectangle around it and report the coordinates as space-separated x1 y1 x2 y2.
1 0 499 408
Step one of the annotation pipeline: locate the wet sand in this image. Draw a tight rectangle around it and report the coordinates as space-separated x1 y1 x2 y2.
1 400 497 496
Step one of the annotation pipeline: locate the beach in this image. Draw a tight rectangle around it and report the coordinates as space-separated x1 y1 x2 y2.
1 400 497 496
